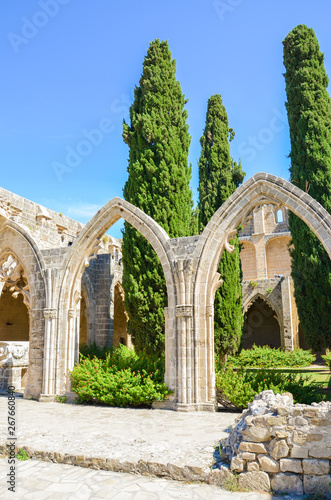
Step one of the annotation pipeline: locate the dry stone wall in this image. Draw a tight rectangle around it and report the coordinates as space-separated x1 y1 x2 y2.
221 390 331 496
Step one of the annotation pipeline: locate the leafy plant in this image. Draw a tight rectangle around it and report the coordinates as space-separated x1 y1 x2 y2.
265 287 273 294
55 395 66 403
227 345 315 368
16 448 29 461
249 281 257 287
71 344 171 407
216 366 326 410
321 352 331 370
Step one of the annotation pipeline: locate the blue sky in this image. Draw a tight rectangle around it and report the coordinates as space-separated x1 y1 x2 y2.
2 1 331 237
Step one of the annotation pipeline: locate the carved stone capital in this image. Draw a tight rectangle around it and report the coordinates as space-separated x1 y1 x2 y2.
44 308 57 320
206 305 214 317
176 305 193 317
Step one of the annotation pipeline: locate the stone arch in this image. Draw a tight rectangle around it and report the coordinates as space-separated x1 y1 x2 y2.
191 173 331 408
265 235 292 278
242 294 281 349
0 223 47 398
196 173 331 307
56 197 175 395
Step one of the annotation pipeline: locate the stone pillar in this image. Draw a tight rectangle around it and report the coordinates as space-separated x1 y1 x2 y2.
39 308 57 401
281 276 294 351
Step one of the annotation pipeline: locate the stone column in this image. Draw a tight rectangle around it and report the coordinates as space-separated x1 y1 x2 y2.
39 308 57 401
281 276 294 351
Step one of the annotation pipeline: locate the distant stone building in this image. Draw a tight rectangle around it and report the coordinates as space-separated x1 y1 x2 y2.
239 204 300 351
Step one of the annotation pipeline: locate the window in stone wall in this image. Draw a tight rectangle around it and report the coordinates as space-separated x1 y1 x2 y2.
276 209 283 223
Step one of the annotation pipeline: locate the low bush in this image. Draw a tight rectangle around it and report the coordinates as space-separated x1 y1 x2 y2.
71 344 171 407
227 345 315 368
216 366 325 410
79 342 112 361
321 352 331 370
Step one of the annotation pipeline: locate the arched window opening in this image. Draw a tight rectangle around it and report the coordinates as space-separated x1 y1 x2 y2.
276 209 283 223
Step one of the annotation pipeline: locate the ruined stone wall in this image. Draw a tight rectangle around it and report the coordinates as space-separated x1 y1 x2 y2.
221 390 331 496
0 186 84 249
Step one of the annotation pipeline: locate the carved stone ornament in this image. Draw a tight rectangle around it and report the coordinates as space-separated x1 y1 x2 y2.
206 305 214 317
176 305 193 317
0 252 31 309
68 309 75 319
0 341 29 367
44 308 57 320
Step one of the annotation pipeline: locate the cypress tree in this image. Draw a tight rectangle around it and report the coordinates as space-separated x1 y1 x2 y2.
283 25 331 350
198 94 245 361
122 39 194 355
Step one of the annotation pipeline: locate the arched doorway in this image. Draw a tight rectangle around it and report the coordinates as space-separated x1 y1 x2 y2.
243 297 281 349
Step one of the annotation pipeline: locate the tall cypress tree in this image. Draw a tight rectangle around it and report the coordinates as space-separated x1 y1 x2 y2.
198 94 245 361
283 25 331 350
122 39 194 355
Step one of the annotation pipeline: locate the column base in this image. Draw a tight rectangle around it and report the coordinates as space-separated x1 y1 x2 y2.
38 394 56 402
152 398 217 412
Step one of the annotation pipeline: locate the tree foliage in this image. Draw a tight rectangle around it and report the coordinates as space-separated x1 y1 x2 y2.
198 94 245 360
283 25 331 350
122 39 195 355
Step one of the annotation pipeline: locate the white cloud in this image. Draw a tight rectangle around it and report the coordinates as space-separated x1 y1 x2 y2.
67 203 101 220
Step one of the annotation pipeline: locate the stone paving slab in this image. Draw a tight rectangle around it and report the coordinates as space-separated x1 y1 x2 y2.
0 458 301 499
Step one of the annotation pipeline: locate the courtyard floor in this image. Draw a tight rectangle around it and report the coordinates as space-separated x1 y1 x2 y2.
0 397 305 499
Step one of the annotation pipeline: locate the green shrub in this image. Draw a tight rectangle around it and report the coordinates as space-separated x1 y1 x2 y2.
227 345 315 368
71 345 171 407
216 366 326 410
321 352 331 370
79 342 112 361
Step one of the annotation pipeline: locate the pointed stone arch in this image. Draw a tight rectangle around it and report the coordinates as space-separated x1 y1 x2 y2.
0 223 47 398
191 173 331 410
243 293 281 349
56 197 176 396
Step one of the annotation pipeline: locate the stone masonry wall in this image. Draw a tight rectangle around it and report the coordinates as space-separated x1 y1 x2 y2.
221 390 331 497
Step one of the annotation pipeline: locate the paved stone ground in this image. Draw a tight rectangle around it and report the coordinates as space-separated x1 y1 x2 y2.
0 396 239 468
0 396 303 498
0 459 301 499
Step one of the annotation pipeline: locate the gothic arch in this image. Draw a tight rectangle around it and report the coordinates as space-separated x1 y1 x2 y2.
56 197 175 395
196 173 331 308
243 294 281 349
0 223 47 398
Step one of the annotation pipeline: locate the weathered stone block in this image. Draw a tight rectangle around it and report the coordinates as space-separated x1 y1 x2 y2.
303 474 331 496
270 439 289 460
267 416 286 426
279 458 303 473
242 425 272 442
257 454 279 472
309 447 331 459
238 471 270 492
230 456 244 472
271 473 303 495
241 452 256 461
311 418 331 426
238 442 268 454
293 430 307 445
302 459 329 475
291 445 309 459
247 461 260 472
307 432 323 442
